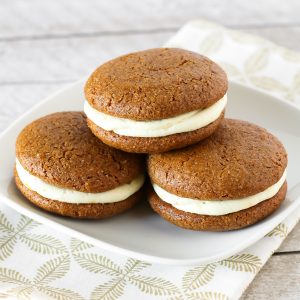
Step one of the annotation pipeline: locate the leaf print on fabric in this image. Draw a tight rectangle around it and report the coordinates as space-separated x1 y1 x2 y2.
0 261 83 300
73 253 122 276
70 238 94 253
163 264 230 300
0 292 9 299
19 234 67 255
0 292 11 299
0 214 39 261
285 70 300 100
198 33 223 55
34 256 70 285
249 76 288 93
129 275 179 296
0 268 30 285
245 49 269 74
0 213 14 234
86 256 179 300
0 235 17 261
218 62 244 80
16 215 39 233
219 254 262 273
123 258 150 274
37 286 84 300
182 264 216 290
229 31 267 45
187 291 229 300
277 47 300 63
167 295 185 300
90 278 126 300
6 285 34 300
267 223 289 238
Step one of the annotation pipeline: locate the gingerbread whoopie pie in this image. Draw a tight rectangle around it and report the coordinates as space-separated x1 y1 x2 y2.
15 112 145 219
147 119 287 231
84 48 228 153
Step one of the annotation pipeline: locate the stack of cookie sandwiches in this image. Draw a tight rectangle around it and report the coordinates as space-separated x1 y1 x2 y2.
14 48 287 231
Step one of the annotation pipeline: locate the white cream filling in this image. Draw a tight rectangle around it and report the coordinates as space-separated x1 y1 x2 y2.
16 159 144 204
153 170 287 216
84 94 227 137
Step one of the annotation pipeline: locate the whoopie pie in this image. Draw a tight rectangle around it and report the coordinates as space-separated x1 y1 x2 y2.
15 112 145 218
147 119 287 231
84 48 228 153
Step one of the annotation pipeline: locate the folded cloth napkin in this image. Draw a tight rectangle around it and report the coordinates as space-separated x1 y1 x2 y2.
0 19 300 300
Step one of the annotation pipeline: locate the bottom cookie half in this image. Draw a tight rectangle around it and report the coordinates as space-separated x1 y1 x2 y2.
87 112 224 154
148 182 287 231
15 170 143 219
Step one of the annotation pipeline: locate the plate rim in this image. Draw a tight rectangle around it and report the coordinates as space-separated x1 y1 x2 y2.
0 79 300 266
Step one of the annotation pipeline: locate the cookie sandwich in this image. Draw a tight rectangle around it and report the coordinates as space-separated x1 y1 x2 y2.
84 48 228 153
147 119 287 231
15 112 145 218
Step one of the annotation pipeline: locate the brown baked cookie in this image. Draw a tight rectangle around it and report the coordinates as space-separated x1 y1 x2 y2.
15 112 145 219
84 48 228 153
147 119 288 231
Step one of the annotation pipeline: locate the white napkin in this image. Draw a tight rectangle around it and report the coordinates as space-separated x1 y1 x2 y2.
0 19 300 300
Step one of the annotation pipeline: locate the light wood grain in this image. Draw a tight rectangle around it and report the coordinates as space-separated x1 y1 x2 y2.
0 32 171 83
1 0 300 39
1 26 300 85
242 254 300 299
278 222 300 252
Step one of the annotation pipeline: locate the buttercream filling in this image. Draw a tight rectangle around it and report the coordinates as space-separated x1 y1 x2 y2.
152 170 287 216
84 94 227 138
16 159 144 204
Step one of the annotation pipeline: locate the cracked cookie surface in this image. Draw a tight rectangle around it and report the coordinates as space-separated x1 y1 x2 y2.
16 112 144 193
147 118 287 199
85 48 228 121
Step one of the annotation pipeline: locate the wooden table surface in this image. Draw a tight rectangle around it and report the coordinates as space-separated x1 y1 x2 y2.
0 1 299 299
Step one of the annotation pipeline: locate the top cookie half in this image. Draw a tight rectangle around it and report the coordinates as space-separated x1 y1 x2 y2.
16 112 144 193
85 48 227 121
84 48 228 153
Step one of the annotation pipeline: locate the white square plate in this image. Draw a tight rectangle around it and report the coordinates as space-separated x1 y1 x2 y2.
0 80 300 265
